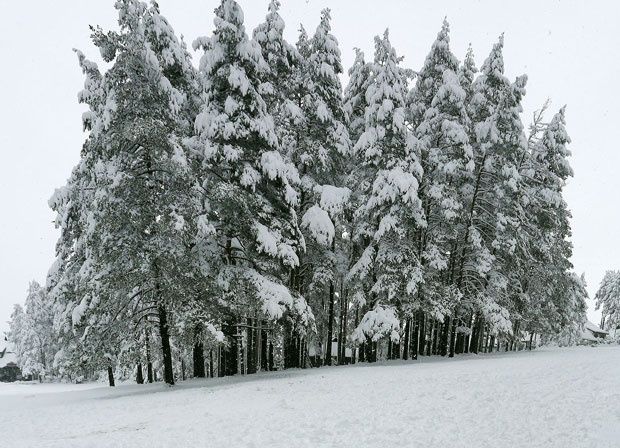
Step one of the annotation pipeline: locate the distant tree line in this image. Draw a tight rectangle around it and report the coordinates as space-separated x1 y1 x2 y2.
7 0 588 385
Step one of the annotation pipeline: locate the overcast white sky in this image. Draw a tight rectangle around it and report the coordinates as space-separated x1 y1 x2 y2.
1 0 618 336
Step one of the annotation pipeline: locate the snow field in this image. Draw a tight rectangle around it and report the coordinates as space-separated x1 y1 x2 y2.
2 346 619 448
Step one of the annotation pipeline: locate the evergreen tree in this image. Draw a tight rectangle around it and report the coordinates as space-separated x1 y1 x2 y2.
344 48 373 144
455 35 529 352
278 9 351 366
350 31 423 355
595 271 620 332
409 19 473 357
50 0 200 385
192 0 313 374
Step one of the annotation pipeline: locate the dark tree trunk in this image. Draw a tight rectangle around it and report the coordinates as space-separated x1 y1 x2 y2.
418 311 426 357
157 303 175 385
107 366 115 387
364 337 374 362
352 307 359 364
209 350 214 378
261 329 269 371
222 319 238 375
430 321 436 355
455 327 464 354
529 332 534 350
337 292 344 365
325 281 335 366
136 363 144 384
193 340 206 378
283 321 300 369
247 317 256 374
412 313 419 360
449 314 457 358
403 318 411 360
440 317 450 356
268 341 274 371
181 359 186 381
341 290 349 364
146 331 154 383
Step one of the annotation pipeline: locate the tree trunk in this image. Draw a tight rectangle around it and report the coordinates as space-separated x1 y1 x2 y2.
341 291 349 364
337 292 344 365
268 341 274 371
261 328 269 371
247 317 256 374
470 314 483 354
136 363 144 384
352 306 359 364
157 303 175 385
412 313 419 360
209 350 215 377
364 337 374 362
440 317 450 356
107 366 115 387
403 318 411 360
431 321 439 355
418 311 426 357
477 324 485 353
464 313 472 354
193 340 206 378
146 330 154 383
325 281 335 366
449 314 457 358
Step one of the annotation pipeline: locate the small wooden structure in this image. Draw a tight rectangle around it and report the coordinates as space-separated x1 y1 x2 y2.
581 321 608 343
0 346 22 383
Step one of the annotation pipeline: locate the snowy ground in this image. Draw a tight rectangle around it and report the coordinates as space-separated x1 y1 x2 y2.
2 346 619 448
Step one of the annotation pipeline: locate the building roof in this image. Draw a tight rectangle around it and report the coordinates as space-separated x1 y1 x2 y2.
0 346 18 369
581 320 609 342
585 320 608 335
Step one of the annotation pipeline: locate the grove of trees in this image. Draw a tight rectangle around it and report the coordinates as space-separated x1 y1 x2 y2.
7 0 587 385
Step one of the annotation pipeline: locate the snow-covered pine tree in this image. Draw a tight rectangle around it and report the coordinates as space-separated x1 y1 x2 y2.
277 9 351 367
253 0 302 153
50 0 201 385
192 0 313 374
342 48 377 362
454 35 529 353
349 30 424 360
7 305 27 374
47 48 115 382
344 48 373 145
595 271 620 333
16 282 57 379
458 44 477 108
408 19 474 358
515 106 579 341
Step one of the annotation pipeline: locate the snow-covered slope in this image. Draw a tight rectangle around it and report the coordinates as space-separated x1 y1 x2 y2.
2 346 619 448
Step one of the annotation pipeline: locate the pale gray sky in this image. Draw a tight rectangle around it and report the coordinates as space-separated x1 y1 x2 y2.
1 0 618 336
